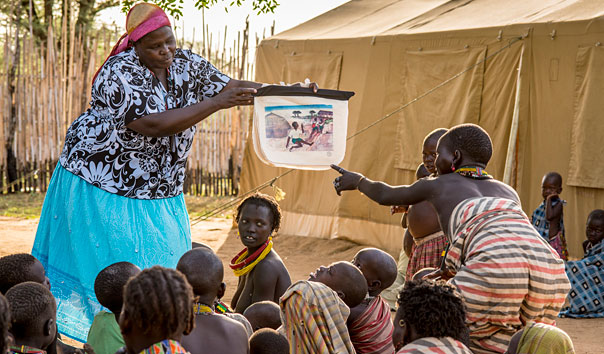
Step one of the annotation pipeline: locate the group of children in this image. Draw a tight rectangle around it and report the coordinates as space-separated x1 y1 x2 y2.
1 122 603 354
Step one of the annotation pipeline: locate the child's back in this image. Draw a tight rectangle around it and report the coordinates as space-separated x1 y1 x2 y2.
87 262 140 354
178 248 248 354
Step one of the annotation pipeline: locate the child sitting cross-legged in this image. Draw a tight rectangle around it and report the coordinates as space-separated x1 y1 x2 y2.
118 266 194 354
177 248 249 354
560 209 604 318
5 282 57 354
87 262 140 354
243 301 282 332
349 248 397 354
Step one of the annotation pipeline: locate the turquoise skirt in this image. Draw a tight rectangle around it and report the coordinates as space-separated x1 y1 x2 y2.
32 164 191 341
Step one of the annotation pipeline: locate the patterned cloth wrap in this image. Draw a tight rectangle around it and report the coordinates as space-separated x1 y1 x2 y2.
348 295 395 354
515 322 575 354
396 337 473 354
280 280 355 354
559 240 604 318
140 340 189 354
531 200 568 260
405 231 448 280
446 197 570 354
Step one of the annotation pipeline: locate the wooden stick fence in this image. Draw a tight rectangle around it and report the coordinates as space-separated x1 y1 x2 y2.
0 6 258 196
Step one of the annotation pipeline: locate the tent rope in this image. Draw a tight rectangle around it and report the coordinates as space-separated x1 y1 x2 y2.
190 35 524 225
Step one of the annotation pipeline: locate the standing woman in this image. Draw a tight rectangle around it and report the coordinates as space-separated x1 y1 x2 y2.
32 3 264 341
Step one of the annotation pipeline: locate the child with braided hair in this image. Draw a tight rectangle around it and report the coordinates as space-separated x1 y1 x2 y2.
231 193 291 313
118 266 194 354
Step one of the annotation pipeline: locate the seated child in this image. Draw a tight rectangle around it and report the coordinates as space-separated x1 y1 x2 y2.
243 301 282 331
119 266 194 354
280 280 357 354
177 248 249 354
308 261 368 308
249 328 289 354
560 209 604 318
348 248 397 354
506 322 575 354
393 280 472 353
286 121 313 151
231 193 291 313
5 282 57 354
531 172 568 260
0 254 50 294
87 262 140 354
1 294 11 354
332 124 570 353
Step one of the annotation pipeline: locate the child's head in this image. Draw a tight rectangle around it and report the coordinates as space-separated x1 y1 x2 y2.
586 209 604 246
435 124 492 175
249 328 289 354
308 261 368 308
541 172 563 199
0 254 50 294
94 262 141 315
119 266 194 351
243 301 281 331
236 193 282 248
5 282 56 351
415 164 430 180
176 248 224 302
351 248 397 297
422 128 448 174
0 294 11 354
393 280 468 350
291 121 299 129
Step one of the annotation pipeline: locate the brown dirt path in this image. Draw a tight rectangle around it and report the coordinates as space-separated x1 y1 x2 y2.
0 216 601 353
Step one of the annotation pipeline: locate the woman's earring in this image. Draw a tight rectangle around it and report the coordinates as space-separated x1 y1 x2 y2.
398 319 405 328
236 231 240 239
451 163 456 172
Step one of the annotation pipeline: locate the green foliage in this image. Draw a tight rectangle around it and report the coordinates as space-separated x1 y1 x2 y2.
121 0 279 19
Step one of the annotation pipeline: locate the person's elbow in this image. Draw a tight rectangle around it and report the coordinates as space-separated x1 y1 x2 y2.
126 118 173 137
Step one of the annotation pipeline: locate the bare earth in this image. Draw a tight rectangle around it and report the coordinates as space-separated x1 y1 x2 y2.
0 217 601 354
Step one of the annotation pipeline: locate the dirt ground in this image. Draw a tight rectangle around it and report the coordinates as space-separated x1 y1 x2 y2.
0 216 602 354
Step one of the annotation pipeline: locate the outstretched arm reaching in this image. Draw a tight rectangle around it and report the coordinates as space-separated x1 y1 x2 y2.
330 164 434 206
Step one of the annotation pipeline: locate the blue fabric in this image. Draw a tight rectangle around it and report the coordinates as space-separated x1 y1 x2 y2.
560 241 604 318
32 164 191 341
531 200 565 240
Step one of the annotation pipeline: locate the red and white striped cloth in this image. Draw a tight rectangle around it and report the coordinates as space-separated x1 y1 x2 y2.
349 295 395 354
446 197 570 354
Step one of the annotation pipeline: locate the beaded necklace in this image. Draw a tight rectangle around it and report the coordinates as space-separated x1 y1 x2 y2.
10 346 46 354
455 166 492 180
229 237 273 277
214 300 232 314
193 302 214 315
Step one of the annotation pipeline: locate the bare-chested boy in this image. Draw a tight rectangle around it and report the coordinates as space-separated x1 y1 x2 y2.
332 124 570 354
348 248 397 354
231 193 291 313
178 248 249 354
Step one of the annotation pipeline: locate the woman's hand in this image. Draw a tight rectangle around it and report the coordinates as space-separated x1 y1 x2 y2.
422 268 455 281
213 87 257 109
331 164 365 196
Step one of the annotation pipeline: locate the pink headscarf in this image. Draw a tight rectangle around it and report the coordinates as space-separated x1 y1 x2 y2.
92 3 171 84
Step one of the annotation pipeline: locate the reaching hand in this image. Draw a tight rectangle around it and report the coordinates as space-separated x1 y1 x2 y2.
331 164 365 196
214 87 257 109
422 268 455 281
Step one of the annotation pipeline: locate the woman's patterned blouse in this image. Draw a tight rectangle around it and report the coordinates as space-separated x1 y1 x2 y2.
59 48 230 199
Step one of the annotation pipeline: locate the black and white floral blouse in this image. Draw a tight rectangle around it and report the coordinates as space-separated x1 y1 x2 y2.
59 48 230 199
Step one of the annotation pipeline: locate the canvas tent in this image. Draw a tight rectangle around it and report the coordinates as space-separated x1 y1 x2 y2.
239 0 604 258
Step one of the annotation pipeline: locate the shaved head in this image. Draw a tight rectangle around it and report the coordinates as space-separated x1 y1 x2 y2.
177 248 223 297
352 248 397 296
